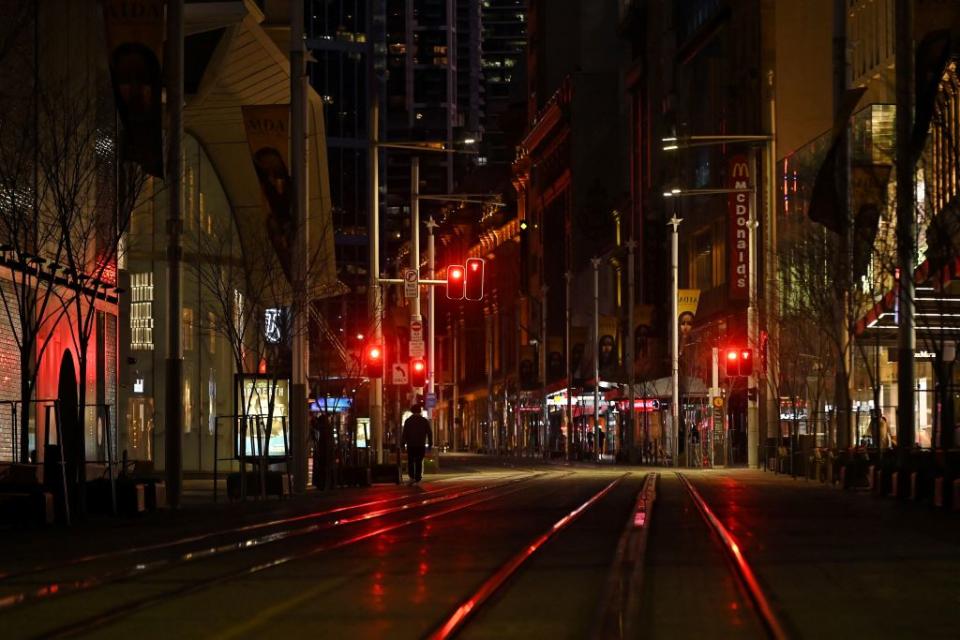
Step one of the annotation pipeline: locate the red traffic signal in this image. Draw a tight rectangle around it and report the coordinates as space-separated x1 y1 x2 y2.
410 357 426 387
724 348 753 377
446 264 465 300
465 257 484 300
363 343 384 378
739 348 753 376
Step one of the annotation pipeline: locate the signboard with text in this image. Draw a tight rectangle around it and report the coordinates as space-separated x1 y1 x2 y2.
728 155 750 300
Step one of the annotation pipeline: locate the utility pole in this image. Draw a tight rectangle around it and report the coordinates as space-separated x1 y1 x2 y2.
540 285 548 457
626 239 636 459
833 0 853 450
592 257 601 459
565 271 572 461
164 0 184 508
668 214 682 466
289 0 309 493
368 90 383 464
895 0 916 451
747 149 760 468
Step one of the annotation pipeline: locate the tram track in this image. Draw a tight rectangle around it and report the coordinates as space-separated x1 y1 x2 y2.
0 472 548 614
427 473 633 639
676 472 789 640
7 471 559 639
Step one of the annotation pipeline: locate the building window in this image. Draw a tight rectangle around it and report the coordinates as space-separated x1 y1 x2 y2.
691 229 713 292
182 307 194 352
131 272 154 350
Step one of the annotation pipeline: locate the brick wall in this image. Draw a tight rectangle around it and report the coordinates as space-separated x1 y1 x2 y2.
0 278 22 462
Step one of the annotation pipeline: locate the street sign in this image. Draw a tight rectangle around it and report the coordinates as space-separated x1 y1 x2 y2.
392 363 409 385
403 268 419 299
409 340 425 357
410 317 424 342
425 393 437 409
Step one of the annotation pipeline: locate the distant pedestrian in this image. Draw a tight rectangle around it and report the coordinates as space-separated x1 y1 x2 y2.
402 403 433 484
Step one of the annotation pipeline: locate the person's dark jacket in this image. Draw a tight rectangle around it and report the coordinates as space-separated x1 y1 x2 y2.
402 414 433 449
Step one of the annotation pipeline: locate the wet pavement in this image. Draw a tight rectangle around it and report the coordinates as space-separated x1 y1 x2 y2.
2 461 960 638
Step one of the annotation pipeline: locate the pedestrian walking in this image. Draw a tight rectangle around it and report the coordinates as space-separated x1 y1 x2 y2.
401 403 433 484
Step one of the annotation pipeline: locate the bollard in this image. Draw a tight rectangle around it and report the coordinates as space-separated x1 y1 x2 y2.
953 479 960 512
868 465 876 491
890 471 899 498
909 472 918 501
934 477 944 508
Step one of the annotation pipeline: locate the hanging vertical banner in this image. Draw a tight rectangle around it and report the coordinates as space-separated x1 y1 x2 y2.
570 325 588 380
547 336 564 380
677 289 700 354
728 155 750 300
242 105 295 282
597 315 619 375
103 0 165 177
519 345 537 389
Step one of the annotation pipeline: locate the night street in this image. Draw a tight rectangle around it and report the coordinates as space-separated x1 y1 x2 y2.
2 460 959 638
5 0 960 637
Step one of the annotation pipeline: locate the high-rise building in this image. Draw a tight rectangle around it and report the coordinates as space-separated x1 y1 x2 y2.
479 0 526 169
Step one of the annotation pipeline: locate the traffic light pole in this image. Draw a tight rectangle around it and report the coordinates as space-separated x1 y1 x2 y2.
747 149 760 469
369 94 383 464
410 158 423 406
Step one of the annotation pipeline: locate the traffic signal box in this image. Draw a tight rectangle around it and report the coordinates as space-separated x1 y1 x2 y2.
725 348 753 377
465 257 484 300
364 343 384 378
410 357 426 387
446 264 465 300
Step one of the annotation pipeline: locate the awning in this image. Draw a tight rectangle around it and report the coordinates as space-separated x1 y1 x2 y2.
856 256 960 347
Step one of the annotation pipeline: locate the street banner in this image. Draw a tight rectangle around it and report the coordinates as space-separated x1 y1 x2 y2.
727 155 750 300
519 344 537 389
677 289 700 353
103 0 165 177
242 104 295 283
598 315 619 374
851 164 891 279
570 326 588 380
547 336 564 380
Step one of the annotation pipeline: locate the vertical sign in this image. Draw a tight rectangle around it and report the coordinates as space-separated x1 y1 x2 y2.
103 0 165 177
728 155 750 300
242 105 294 283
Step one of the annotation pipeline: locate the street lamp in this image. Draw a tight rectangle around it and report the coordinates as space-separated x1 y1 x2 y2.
663 133 775 469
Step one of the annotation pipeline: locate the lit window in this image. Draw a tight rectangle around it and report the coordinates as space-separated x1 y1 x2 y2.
130 272 154 350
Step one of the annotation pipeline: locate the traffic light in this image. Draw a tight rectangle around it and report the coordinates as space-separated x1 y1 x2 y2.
465 257 485 300
410 357 426 387
739 348 753 376
363 343 384 378
446 264 465 300
724 348 753 377
725 348 740 376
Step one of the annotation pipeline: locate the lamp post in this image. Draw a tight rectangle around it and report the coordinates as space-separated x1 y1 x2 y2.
667 215 681 466
663 133 774 469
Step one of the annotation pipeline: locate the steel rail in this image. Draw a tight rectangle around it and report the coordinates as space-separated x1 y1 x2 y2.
427 473 629 640
676 473 789 640
0 471 529 583
1 473 549 611
33 475 547 640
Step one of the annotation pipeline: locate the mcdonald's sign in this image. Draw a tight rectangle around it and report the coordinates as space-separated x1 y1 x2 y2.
727 155 750 301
